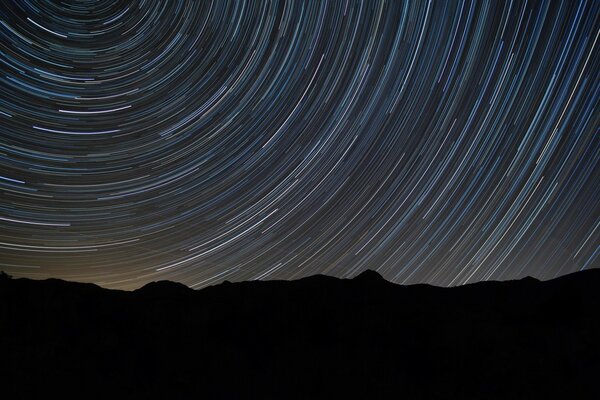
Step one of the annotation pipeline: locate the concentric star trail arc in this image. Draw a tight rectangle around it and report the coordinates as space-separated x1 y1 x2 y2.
0 0 598 289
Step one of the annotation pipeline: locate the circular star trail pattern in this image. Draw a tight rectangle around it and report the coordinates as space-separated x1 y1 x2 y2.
0 0 598 290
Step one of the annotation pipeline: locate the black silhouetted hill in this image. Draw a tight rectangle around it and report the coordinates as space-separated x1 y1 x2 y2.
1 269 599 399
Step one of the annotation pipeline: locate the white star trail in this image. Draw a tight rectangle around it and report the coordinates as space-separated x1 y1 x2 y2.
0 0 598 289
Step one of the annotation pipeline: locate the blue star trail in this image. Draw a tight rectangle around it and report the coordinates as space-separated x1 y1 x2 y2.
0 0 598 289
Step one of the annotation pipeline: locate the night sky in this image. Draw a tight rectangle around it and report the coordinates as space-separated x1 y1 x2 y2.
0 0 598 290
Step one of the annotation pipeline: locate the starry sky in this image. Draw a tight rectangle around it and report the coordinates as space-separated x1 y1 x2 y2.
0 0 598 290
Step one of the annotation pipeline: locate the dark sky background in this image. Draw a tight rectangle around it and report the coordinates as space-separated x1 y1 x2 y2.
0 0 598 290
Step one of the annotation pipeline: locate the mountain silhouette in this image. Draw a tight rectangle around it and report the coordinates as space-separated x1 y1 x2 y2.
1 269 599 399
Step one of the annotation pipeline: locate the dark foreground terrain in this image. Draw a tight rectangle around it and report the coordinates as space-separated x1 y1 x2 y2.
1 269 599 399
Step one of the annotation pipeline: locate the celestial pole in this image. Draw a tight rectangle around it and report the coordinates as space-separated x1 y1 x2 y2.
0 0 598 289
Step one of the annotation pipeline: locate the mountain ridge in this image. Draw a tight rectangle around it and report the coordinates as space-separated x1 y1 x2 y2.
3 267 597 294
1 268 598 399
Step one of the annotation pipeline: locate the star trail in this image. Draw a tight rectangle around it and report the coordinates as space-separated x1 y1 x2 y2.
0 0 598 290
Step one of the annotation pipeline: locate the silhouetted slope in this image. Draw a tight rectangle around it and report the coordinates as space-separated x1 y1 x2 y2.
1 269 599 399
